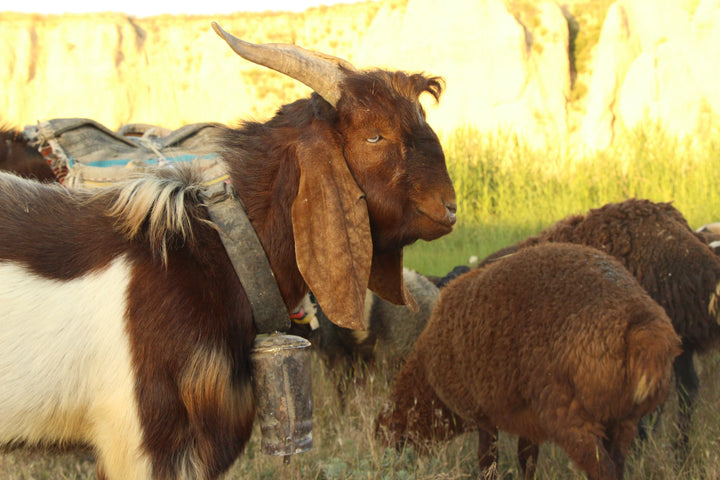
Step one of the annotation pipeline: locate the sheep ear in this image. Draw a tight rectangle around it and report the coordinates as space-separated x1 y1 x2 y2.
369 250 419 312
292 130 371 331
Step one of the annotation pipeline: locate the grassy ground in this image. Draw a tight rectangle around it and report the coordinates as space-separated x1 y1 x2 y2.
228 351 720 480
3 124 720 478
4 350 720 479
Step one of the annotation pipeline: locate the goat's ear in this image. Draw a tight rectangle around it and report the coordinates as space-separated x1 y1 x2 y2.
292 125 371 331
311 93 339 123
369 250 419 312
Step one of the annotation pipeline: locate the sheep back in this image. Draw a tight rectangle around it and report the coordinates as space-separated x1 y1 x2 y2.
515 199 720 352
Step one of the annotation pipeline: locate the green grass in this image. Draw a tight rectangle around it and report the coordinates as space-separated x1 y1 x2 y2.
405 123 720 276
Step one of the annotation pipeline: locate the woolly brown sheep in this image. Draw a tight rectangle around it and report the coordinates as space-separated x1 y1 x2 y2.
479 198 720 451
377 243 681 480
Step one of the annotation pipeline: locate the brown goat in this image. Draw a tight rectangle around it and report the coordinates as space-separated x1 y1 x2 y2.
0 24 456 480
0 126 55 181
480 198 720 453
377 243 681 480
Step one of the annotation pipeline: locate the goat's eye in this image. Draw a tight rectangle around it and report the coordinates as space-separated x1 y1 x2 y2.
367 135 382 144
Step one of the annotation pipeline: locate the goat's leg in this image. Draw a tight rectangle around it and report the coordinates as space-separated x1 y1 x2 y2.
478 427 498 480
673 347 698 455
90 401 154 480
637 404 664 441
336 358 354 411
517 436 539 480
95 463 108 480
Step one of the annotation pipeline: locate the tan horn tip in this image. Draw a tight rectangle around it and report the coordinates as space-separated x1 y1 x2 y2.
211 22 227 40
212 22 242 47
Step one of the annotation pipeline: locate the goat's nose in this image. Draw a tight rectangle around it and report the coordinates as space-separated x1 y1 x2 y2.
446 202 457 226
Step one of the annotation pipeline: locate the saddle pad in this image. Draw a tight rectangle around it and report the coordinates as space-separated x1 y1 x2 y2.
24 118 228 188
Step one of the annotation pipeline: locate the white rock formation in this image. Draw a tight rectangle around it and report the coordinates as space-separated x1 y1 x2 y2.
356 0 571 147
581 0 720 150
3 0 718 151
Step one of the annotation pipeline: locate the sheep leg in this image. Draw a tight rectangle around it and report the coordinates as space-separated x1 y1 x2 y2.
673 347 698 455
517 436 539 480
603 420 639 480
477 427 498 480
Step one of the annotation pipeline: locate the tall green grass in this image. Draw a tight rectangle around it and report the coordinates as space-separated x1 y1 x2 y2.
405 123 720 275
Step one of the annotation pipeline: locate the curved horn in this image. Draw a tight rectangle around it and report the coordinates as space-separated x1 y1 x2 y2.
212 22 354 107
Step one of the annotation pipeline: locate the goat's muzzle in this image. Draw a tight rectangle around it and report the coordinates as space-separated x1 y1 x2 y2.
445 202 458 227
416 200 457 240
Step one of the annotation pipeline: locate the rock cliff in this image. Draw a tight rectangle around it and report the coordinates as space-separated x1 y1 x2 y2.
1 0 718 149
357 0 572 148
581 0 720 150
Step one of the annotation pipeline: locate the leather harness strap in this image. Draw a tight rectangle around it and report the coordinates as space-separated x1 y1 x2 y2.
203 181 290 334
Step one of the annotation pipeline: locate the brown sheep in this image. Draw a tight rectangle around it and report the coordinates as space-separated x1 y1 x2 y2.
479 198 720 452
377 243 681 480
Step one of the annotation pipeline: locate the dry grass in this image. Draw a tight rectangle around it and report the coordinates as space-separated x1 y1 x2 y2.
0 448 95 479
3 350 720 479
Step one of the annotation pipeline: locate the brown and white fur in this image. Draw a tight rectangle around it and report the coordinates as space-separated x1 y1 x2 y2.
0 24 456 480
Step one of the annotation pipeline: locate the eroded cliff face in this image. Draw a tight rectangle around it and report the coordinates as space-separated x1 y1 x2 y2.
0 2 387 129
581 0 720 150
357 0 572 148
0 12 312 129
1 0 719 149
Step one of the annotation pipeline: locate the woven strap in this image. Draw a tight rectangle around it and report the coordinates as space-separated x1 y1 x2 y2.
204 182 290 333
